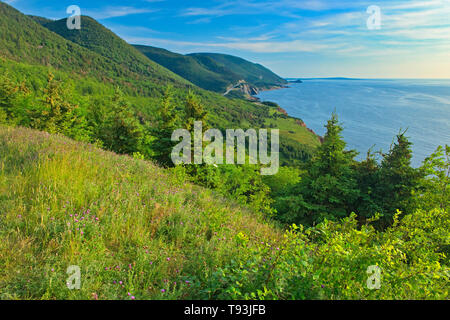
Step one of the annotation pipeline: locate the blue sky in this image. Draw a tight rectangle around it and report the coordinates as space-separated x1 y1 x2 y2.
4 0 450 78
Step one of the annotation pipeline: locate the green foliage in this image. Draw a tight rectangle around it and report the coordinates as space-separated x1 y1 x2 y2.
274 115 426 229
278 114 359 225
206 209 449 300
189 164 275 217
150 86 180 166
352 150 383 221
35 16 189 89
0 126 279 300
0 72 30 125
184 89 208 131
416 145 450 212
0 123 448 300
96 88 144 155
30 73 90 141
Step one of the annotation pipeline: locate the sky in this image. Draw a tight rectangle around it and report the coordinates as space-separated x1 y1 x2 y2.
4 0 450 78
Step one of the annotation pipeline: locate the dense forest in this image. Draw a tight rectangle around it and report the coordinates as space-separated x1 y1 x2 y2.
0 2 448 300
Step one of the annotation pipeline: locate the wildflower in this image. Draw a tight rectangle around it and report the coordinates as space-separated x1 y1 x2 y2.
119 281 123 285
161 289 165 293
131 296 135 300
166 257 170 261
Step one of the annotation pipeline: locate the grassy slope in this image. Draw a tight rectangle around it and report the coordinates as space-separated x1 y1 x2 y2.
0 126 281 299
2 127 447 300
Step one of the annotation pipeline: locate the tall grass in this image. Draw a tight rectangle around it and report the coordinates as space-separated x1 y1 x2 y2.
0 126 281 300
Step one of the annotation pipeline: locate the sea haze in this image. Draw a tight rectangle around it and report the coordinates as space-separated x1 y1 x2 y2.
256 79 450 167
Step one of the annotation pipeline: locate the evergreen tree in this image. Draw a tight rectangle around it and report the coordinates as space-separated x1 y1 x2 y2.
0 73 29 124
416 145 449 212
184 89 208 131
151 85 180 166
183 89 210 177
32 72 89 140
98 87 143 154
280 113 359 225
376 131 423 225
352 149 382 224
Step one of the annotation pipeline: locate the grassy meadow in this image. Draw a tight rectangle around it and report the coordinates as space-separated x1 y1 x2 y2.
1 126 448 300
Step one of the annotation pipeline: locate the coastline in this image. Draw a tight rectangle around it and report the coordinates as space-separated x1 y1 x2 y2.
254 83 324 144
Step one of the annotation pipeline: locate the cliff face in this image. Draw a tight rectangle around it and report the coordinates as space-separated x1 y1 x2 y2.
224 80 287 100
240 81 260 96
297 119 324 143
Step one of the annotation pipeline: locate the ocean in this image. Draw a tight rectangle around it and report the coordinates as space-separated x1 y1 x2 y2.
256 79 450 167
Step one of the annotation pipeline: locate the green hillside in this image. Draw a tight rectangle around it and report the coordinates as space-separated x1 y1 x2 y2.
0 4 186 95
134 45 287 93
0 126 447 299
32 16 191 87
134 45 240 93
0 2 320 165
189 52 288 90
0 126 280 299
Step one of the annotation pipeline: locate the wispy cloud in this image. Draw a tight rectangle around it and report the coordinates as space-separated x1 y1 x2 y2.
85 6 158 20
124 36 335 53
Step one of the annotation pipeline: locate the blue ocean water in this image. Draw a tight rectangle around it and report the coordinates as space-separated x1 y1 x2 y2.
256 79 450 167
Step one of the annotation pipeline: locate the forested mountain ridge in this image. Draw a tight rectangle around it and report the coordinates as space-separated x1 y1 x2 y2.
135 45 288 95
134 45 241 93
30 15 192 87
188 52 288 90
